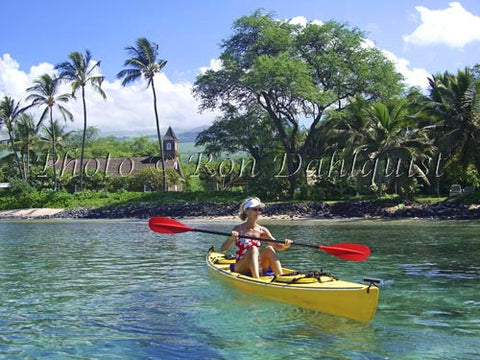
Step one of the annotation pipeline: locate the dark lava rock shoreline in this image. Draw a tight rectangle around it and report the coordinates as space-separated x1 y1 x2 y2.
53 199 480 221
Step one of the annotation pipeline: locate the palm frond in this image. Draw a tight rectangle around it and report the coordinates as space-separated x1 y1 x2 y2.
117 37 167 87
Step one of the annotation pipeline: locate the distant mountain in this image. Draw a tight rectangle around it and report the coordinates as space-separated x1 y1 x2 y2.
175 126 208 143
98 125 209 143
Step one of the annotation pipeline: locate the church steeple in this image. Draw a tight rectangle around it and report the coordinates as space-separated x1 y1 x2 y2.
163 126 178 159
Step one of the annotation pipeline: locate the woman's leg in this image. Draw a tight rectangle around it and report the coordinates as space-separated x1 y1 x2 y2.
234 246 261 278
260 246 282 275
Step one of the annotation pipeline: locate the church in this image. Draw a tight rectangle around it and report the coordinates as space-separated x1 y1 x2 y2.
50 126 185 191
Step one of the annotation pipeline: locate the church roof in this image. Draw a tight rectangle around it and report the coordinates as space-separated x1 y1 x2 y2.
164 126 178 140
50 156 184 178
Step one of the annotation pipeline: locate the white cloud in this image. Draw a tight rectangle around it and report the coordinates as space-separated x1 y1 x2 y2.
288 16 323 27
0 54 31 98
403 2 480 49
198 58 223 75
29 62 56 80
361 38 376 49
0 54 216 136
384 50 431 89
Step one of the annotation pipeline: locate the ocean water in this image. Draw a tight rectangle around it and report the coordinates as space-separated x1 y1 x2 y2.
0 218 479 359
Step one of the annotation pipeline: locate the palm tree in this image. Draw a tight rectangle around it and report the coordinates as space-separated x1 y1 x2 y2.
27 74 73 190
425 68 480 175
320 95 372 153
117 37 168 191
314 96 374 195
41 119 72 187
55 50 106 191
0 96 31 180
361 101 432 198
324 97 432 198
13 113 42 180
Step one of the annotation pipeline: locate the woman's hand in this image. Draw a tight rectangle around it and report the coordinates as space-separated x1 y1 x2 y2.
221 231 239 253
283 239 292 249
273 238 292 251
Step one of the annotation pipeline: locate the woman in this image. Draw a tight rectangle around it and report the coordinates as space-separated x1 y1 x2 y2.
220 197 292 278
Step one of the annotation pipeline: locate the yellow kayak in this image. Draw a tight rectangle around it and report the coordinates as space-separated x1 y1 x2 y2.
206 247 380 322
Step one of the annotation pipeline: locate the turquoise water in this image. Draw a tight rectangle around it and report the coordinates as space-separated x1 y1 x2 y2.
0 218 479 359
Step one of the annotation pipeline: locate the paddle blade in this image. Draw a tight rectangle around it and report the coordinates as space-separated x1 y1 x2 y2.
319 243 371 261
148 217 195 234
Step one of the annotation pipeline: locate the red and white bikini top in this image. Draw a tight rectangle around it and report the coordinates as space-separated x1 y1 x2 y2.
235 227 264 262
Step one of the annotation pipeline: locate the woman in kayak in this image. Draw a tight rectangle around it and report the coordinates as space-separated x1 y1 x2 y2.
220 197 292 278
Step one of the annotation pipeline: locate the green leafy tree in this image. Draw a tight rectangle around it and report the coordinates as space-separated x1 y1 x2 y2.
27 73 73 190
131 167 181 191
195 105 289 197
117 37 168 191
127 136 158 157
196 105 280 159
193 10 404 198
56 50 106 191
67 126 100 158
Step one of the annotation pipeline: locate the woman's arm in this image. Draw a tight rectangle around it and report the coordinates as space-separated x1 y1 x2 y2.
262 226 291 251
220 229 239 253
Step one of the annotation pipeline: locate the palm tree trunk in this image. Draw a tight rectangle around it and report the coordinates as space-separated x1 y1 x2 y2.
20 142 27 181
151 81 167 191
373 157 382 199
286 153 298 199
79 85 87 191
6 125 26 181
50 109 58 191
24 139 29 180
25 130 33 180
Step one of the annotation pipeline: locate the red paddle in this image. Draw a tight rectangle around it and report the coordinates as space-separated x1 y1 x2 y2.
148 217 371 261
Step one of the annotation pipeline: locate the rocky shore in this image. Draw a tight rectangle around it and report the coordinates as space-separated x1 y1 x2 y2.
2 198 480 220
38 198 480 221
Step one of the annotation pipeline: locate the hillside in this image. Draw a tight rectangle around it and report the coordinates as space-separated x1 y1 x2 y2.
176 126 207 143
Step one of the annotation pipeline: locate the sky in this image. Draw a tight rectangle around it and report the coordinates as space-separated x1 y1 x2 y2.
1 0 480 136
